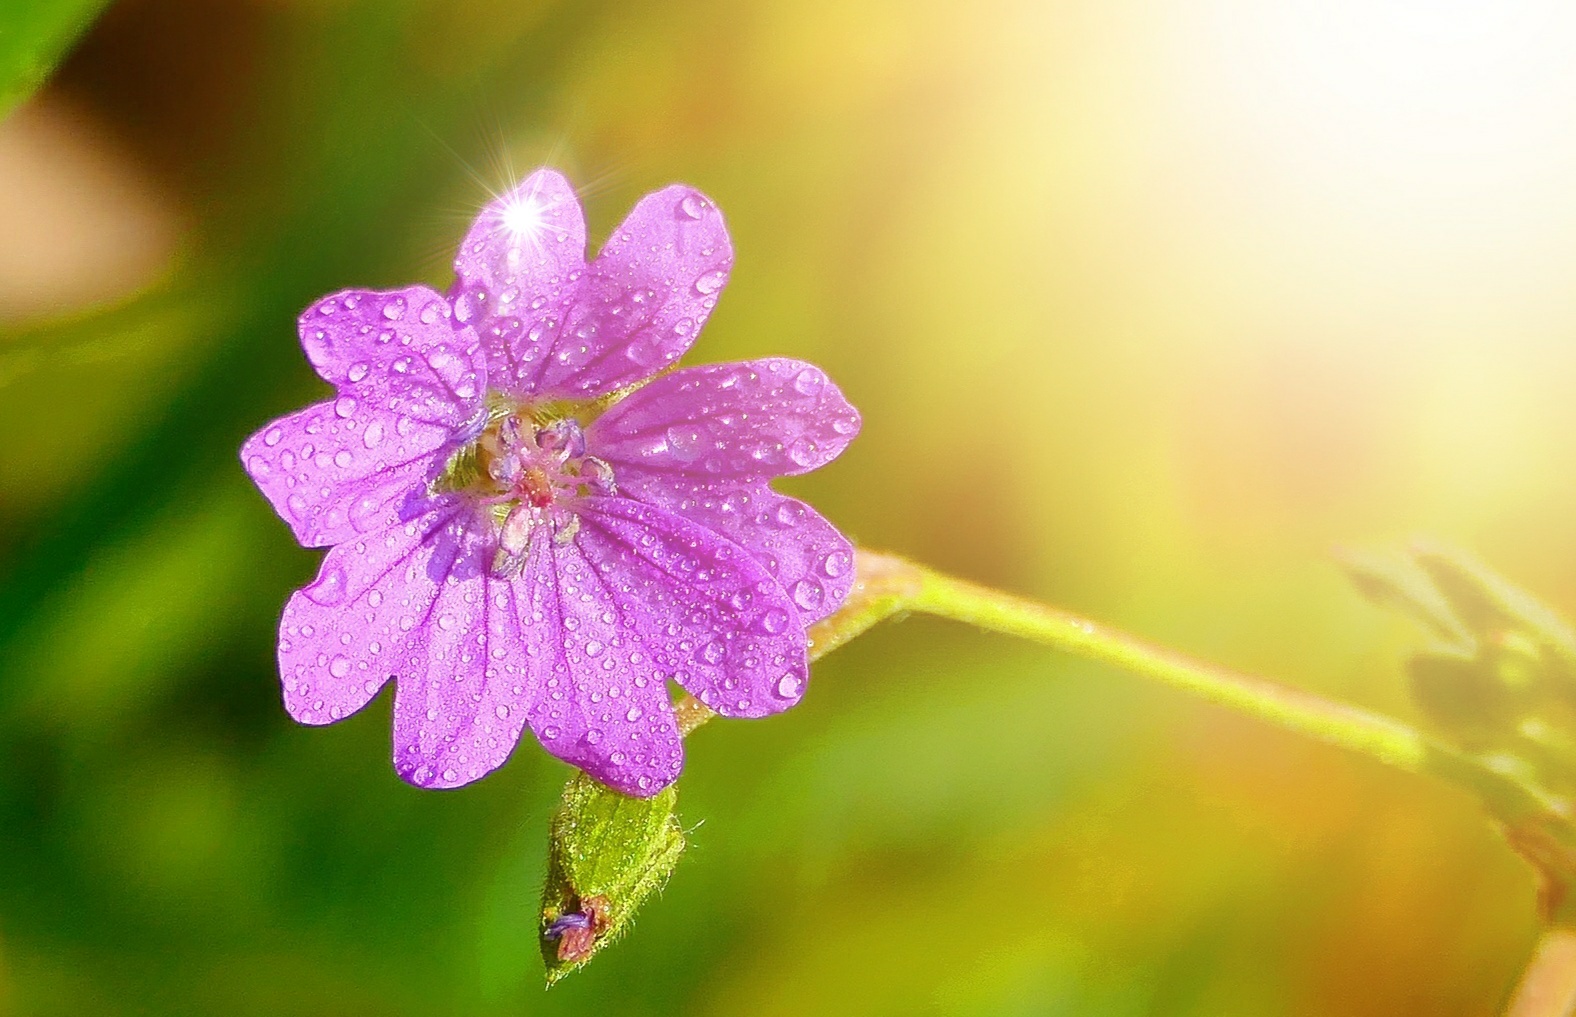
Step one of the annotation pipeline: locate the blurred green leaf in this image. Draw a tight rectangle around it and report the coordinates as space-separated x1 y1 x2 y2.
1336 546 1469 649
0 0 112 118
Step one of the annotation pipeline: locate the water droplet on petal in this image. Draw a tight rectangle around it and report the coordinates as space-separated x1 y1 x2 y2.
791 579 823 610
679 193 706 219
264 427 283 447
775 673 804 699
305 567 348 606
334 395 358 418
759 607 790 635
792 368 823 396
363 421 384 449
665 424 704 461
823 550 850 578
693 269 726 295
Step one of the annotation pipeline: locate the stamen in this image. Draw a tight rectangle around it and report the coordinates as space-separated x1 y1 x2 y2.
448 402 612 562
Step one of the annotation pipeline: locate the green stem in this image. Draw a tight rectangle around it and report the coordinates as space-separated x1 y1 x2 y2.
910 566 1426 770
680 550 1569 835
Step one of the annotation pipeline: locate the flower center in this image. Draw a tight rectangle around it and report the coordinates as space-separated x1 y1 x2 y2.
438 398 616 574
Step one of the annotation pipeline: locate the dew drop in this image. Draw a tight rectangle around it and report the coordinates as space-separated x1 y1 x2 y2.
679 193 706 219
791 579 823 610
305 567 348 606
264 427 284 447
823 550 850 578
693 269 727 296
665 423 705 461
787 439 817 468
347 362 370 383
329 656 351 678
362 421 384 449
775 673 804 699
792 368 823 396
334 395 358 418
759 607 790 635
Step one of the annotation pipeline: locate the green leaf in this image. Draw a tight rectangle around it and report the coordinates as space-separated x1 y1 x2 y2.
1335 546 1470 648
539 773 684 986
0 0 113 119
1410 542 1576 659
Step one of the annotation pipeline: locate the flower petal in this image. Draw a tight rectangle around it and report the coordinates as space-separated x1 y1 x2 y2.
278 507 467 727
575 496 811 722
611 467 855 626
531 185 733 399
389 517 545 790
296 285 486 428
241 401 452 547
587 358 860 479
449 169 588 395
525 527 686 797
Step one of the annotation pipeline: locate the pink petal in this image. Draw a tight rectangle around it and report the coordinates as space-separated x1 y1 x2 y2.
241 401 453 548
296 285 486 427
244 285 486 547
524 526 686 797
574 497 811 722
587 358 860 479
531 185 733 399
449 169 589 396
278 507 468 727
389 519 546 790
612 467 855 626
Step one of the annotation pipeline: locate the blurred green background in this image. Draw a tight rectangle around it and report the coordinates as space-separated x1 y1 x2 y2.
4 0 1576 1013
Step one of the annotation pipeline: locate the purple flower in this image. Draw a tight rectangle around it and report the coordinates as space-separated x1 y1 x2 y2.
241 170 860 796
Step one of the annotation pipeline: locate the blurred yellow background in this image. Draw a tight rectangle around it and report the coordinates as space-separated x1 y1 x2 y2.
4 0 1576 1013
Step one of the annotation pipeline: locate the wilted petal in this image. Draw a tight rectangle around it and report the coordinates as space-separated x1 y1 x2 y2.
296 285 487 428
532 185 733 399
279 507 467 726
588 358 859 479
612 467 855 626
575 497 810 723
241 401 452 547
450 169 589 395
